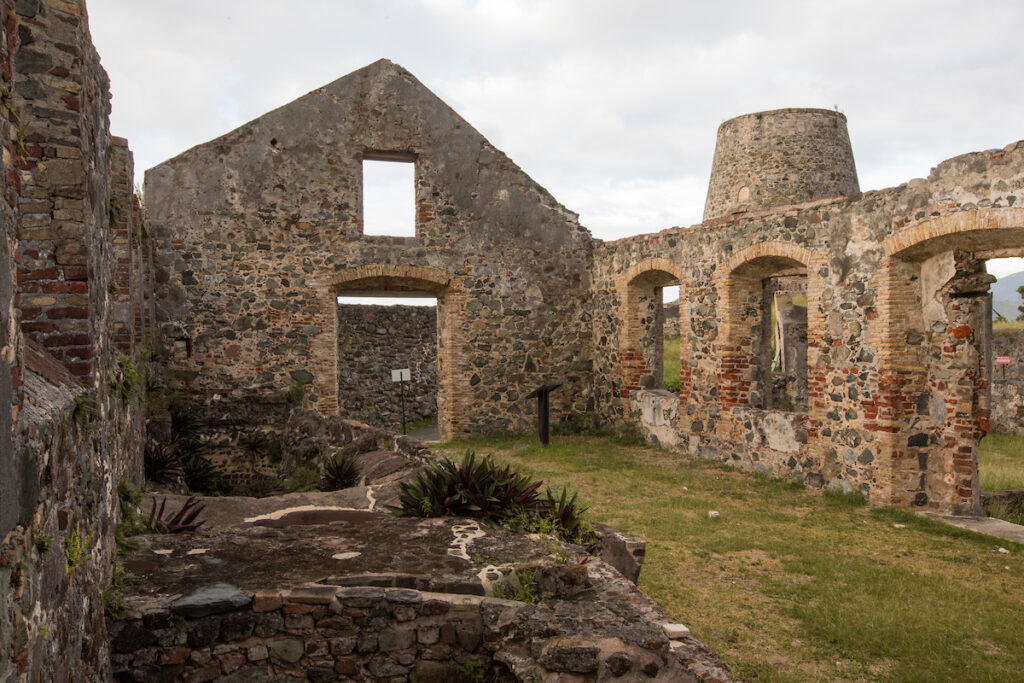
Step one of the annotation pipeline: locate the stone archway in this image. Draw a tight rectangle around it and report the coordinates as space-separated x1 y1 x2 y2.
717 242 821 412
309 265 465 441
874 207 1024 513
616 258 687 405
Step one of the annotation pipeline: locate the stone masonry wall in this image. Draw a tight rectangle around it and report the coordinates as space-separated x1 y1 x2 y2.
595 137 1024 515
337 303 437 431
0 1 148 680
146 59 594 444
703 109 859 222
990 329 1024 435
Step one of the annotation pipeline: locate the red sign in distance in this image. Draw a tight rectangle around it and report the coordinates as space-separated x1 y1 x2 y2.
996 356 1012 365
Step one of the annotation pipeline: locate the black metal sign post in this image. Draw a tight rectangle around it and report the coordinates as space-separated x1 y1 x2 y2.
525 382 562 447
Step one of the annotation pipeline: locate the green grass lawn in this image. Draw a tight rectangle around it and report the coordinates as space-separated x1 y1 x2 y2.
663 334 681 391
979 431 1024 491
435 434 1024 682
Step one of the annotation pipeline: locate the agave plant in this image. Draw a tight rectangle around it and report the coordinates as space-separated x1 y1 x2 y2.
321 452 360 491
146 496 206 533
144 440 184 486
179 452 222 495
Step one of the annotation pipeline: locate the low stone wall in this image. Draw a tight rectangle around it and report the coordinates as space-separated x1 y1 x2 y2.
337 304 438 431
630 389 682 449
111 573 728 682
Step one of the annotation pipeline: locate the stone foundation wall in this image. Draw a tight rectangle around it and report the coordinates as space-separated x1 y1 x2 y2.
111 572 727 682
337 303 437 430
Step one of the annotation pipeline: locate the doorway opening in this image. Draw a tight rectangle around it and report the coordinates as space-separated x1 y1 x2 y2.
336 291 439 440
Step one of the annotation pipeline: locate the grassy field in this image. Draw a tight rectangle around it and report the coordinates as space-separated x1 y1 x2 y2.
992 319 1024 335
979 432 1024 492
434 434 1024 682
663 334 681 391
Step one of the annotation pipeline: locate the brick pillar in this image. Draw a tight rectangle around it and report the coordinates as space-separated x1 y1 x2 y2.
109 137 134 354
13 0 101 377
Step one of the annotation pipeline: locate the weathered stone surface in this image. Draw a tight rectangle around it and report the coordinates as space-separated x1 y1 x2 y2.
171 584 252 618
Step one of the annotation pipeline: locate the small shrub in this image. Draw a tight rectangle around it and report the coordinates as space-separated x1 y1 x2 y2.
495 567 542 604
103 559 137 618
72 393 96 430
452 659 487 683
284 462 321 493
115 354 141 402
286 382 305 408
552 411 600 436
146 496 206 533
322 452 360 491
389 451 541 522
35 533 53 555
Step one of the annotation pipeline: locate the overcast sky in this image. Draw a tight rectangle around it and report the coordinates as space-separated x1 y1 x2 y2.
86 0 1024 279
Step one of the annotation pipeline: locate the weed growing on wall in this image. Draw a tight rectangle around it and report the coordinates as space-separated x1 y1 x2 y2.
63 522 94 572
35 533 53 555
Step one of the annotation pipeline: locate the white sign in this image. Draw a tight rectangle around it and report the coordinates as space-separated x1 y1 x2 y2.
391 368 411 382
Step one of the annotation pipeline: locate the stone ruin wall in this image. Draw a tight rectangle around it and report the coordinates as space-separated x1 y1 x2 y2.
0 0 149 679
145 60 595 447
598 136 1024 515
663 300 679 335
337 303 438 431
989 329 1024 435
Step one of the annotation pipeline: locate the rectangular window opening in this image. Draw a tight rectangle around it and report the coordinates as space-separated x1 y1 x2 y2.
362 159 415 237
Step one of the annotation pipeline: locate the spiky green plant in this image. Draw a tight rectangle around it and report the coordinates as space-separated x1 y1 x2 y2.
321 452 360 491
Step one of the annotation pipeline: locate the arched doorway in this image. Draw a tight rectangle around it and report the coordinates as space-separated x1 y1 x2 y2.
310 265 464 441
879 207 1024 513
617 258 687 403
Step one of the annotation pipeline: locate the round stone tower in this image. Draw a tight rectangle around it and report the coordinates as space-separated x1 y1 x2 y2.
702 108 859 222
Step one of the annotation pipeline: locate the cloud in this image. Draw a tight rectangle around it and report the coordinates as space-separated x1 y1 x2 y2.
87 0 1024 240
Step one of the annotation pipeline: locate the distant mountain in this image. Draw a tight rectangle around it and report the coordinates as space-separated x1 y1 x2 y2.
991 271 1024 319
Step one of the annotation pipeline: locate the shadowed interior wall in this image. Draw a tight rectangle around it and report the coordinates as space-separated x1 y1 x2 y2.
337 303 437 430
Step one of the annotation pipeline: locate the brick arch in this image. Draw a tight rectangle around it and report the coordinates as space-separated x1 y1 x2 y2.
716 241 824 413
616 258 688 405
311 264 466 440
722 241 814 276
871 208 1024 514
328 264 454 293
884 207 1024 260
618 257 687 288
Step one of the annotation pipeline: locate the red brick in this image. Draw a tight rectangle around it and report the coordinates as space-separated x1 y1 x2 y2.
42 280 88 293
47 306 89 319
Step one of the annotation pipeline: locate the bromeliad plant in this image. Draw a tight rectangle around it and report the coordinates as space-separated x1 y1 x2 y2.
146 496 207 533
387 450 592 546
